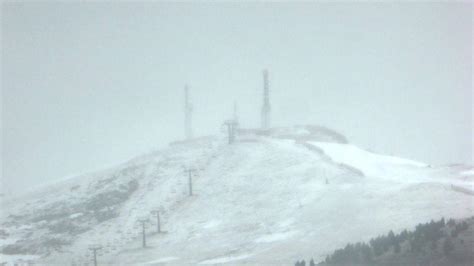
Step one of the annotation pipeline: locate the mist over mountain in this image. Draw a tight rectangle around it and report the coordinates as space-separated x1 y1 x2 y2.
2 2 472 265
2 2 472 195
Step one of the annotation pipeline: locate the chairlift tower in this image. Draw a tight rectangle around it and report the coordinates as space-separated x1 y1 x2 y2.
186 168 197 196
150 210 161 233
223 119 238 144
88 245 102 266
137 219 148 248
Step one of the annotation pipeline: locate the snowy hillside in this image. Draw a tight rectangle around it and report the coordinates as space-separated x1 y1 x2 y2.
1 126 473 265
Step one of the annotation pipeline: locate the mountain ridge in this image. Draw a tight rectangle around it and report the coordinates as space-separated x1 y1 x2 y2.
1 125 472 265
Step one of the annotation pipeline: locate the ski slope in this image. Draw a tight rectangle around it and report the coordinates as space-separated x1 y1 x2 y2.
1 127 473 265
309 141 473 189
309 142 427 174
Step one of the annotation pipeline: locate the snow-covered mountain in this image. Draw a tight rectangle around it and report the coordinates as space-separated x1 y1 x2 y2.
1 125 473 265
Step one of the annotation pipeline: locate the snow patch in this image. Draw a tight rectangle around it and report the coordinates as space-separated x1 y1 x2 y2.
144 256 179 264
202 220 221 229
308 142 427 179
69 212 84 219
278 219 295 228
0 254 40 265
255 231 296 243
461 169 474 176
199 253 253 264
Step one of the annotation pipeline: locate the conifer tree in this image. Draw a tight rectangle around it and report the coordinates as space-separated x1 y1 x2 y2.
443 238 454 255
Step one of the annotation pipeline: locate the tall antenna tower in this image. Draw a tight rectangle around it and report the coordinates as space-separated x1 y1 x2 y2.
184 85 193 139
233 101 238 123
261 69 271 129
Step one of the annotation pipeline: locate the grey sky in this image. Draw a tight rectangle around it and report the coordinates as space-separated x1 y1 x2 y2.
1 2 472 194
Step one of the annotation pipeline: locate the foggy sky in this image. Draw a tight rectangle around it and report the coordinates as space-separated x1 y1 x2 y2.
1 2 472 194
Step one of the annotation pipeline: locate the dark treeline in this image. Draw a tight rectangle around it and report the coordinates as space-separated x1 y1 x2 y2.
295 217 473 266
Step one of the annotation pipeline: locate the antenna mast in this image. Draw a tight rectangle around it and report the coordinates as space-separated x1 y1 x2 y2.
261 69 271 129
184 85 193 139
233 101 238 123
